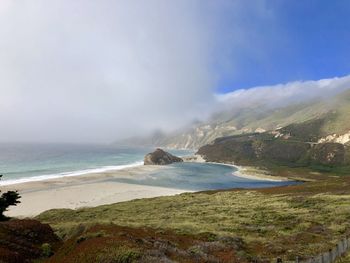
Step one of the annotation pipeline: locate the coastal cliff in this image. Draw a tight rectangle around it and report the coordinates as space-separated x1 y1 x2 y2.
197 117 350 172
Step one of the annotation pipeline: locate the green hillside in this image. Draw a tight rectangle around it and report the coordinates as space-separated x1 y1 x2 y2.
197 115 350 173
128 89 350 150
37 176 350 262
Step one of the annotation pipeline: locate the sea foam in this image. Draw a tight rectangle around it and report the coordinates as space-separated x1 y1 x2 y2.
0 161 143 186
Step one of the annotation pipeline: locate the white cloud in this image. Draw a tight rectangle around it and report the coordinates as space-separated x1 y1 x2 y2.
216 75 350 109
0 0 217 143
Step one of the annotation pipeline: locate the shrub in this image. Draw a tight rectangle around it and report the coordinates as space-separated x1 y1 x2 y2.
41 243 53 257
0 175 21 221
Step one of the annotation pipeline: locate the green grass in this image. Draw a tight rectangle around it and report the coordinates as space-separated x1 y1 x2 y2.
37 178 350 260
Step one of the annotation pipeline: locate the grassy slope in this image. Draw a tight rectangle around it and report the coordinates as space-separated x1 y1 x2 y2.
38 173 350 261
157 103 323 149
322 90 350 136
150 89 350 149
44 224 246 263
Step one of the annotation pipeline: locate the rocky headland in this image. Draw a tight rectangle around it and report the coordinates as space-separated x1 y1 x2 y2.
144 148 183 165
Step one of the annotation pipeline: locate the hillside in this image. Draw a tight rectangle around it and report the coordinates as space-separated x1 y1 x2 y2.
0 220 61 262
197 115 350 173
124 89 350 150
37 176 350 262
195 89 350 172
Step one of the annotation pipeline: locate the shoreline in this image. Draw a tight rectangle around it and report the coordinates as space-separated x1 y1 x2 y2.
0 148 193 187
233 165 290 182
183 154 290 182
0 161 145 186
4 154 293 218
2 154 289 188
4 164 191 218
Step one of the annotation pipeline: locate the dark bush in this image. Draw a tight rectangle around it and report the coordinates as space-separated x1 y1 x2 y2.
0 175 21 221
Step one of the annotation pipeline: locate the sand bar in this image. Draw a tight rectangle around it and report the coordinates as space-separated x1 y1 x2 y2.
3 165 190 218
184 155 289 182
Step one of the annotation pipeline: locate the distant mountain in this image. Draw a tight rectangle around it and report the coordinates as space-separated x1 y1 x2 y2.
121 88 350 150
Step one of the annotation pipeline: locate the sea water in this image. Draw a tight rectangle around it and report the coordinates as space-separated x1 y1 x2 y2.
0 143 296 189
0 143 189 185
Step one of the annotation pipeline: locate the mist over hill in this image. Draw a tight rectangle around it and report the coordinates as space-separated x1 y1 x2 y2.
120 76 350 150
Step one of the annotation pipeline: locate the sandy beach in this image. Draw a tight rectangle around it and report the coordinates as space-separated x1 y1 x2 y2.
3 156 290 218
3 165 190 218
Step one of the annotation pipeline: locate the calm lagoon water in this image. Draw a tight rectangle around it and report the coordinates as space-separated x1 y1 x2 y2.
111 162 298 191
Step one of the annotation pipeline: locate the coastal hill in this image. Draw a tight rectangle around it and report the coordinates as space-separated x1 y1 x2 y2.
122 88 350 150
197 116 350 173
196 89 350 173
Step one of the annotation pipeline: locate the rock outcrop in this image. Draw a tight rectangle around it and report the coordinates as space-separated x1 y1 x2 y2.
144 148 183 165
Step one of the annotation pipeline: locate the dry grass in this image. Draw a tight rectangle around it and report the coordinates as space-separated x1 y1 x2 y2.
37 177 350 260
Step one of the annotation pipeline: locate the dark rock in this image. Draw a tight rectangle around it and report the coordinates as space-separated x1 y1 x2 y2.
144 148 183 165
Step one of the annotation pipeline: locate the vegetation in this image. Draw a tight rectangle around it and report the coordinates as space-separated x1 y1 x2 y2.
42 224 246 262
41 243 54 257
197 116 350 173
0 219 61 262
38 173 350 261
0 175 21 221
336 252 350 263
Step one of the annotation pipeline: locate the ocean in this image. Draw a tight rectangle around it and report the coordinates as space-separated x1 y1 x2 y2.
0 143 296 189
0 143 186 185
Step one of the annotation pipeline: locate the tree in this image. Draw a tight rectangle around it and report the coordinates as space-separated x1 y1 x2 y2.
0 175 21 221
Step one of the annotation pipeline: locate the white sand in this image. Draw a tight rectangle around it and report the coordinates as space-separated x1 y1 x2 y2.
3 165 190 218
232 167 289 182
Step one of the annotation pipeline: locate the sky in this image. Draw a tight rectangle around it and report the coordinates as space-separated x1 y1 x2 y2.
0 0 349 143
213 0 350 92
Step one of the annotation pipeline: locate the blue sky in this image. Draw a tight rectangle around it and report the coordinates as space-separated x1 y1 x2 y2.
216 0 350 93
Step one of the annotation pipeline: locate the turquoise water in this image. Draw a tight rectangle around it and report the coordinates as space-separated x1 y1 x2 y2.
0 143 191 185
0 143 297 189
